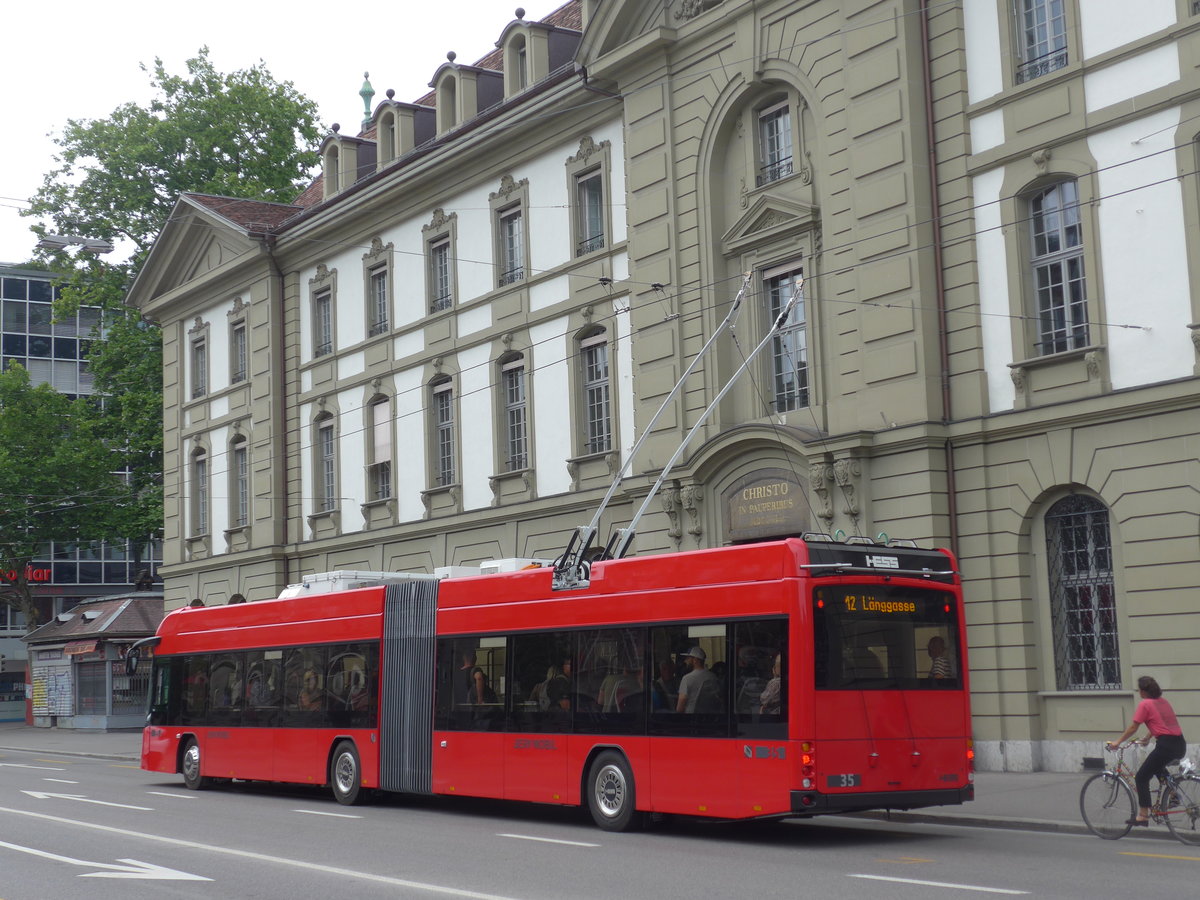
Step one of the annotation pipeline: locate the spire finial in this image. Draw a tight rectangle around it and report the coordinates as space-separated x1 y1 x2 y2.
360 72 375 128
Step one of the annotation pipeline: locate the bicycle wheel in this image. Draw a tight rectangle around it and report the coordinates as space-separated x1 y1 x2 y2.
1080 772 1135 839
1164 774 1200 846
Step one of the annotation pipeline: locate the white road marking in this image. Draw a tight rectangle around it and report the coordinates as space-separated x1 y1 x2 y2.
43 779 80 784
0 838 209 881
22 790 152 811
848 874 1028 894
146 791 196 799
497 833 600 848
0 805 524 899
293 809 363 819
0 763 65 771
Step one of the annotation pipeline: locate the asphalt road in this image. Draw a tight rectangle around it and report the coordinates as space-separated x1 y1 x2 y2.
0 747 1195 899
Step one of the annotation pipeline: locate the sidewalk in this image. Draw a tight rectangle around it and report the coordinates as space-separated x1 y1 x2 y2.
0 722 1177 839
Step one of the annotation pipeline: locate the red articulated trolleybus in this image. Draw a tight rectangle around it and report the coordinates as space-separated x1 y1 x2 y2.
136 278 972 828
135 536 973 829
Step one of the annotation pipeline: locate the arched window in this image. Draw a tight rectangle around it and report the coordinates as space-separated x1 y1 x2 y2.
230 437 249 528
430 377 456 487
315 414 337 512
498 353 528 471
191 448 209 536
579 329 611 455
367 397 392 500
1045 494 1118 690
1027 179 1088 355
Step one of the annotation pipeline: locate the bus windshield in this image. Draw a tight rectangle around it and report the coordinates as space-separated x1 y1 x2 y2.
813 584 960 690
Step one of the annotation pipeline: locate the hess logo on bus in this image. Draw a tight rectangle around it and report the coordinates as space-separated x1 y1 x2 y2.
865 555 899 568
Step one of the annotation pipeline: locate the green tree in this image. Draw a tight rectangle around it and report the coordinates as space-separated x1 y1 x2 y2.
20 49 320 578
0 367 129 627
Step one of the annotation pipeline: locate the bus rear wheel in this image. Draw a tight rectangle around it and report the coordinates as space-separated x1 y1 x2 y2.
587 751 638 831
330 740 364 805
181 739 209 791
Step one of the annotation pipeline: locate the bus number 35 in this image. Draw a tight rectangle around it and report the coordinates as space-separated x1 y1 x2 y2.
828 773 862 787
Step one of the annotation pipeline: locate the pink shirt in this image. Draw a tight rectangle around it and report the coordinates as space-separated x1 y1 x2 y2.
1134 696 1182 737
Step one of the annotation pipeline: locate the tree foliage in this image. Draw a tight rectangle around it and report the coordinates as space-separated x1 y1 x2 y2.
15 49 321 595
0 367 128 626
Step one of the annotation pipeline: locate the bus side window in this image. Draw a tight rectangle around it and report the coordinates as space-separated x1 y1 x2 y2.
733 619 787 739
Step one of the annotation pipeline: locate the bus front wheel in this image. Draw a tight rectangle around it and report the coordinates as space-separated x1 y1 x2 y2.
181 739 209 791
330 740 364 805
587 751 639 831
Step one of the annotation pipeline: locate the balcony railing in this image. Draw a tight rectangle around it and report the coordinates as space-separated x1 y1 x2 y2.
1015 48 1068 84
368 321 389 337
314 341 333 358
430 294 452 313
498 266 525 287
756 157 793 187
576 233 605 256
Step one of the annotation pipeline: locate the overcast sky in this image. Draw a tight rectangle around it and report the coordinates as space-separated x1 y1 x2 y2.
0 0 567 265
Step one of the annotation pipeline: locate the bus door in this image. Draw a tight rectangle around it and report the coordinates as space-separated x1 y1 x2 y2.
432 636 506 798
504 632 570 803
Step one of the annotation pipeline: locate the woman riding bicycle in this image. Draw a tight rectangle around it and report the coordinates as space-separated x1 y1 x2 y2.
1106 675 1186 827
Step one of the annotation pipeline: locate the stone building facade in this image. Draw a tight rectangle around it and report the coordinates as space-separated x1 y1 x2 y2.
127 1 1200 771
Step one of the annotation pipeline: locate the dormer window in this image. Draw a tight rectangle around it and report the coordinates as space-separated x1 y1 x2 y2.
437 74 458 132
378 111 397 165
323 145 340 199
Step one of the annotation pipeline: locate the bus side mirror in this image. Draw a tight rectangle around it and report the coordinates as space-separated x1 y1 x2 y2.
125 648 140 676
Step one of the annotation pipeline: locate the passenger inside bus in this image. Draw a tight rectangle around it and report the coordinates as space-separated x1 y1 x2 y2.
676 647 722 713
927 635 954 681
298 669 324 710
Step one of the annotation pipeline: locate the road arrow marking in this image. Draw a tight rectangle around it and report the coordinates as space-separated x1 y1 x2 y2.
22 790 152 811
0 839 209 881
0 763 65 771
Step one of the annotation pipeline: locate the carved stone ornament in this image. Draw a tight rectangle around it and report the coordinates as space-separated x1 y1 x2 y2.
370 376 382 393
501 332 514 350
427 207 453 231
567 459 580 492
568 136 609 166
833 457 861 518
1032 147 1052 175
188 316 206 335
739 177 749 210
1010 365 1027 393
809 464 833 522
681 484 704 537
490 174 528 202
228 296 246 318
432 356 444 374
675 0 723 22
310 263 333 288
365 236 387 261
799 151 813 186
661 487 683 543
1190 324 1200 355
581 304 594 323
1085 350 1101 380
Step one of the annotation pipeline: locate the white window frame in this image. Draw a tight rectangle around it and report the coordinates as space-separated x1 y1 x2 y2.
580 332 611 455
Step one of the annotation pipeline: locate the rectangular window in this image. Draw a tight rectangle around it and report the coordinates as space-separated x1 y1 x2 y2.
435 636 506 731
230 322 247 383
194 453 209 535
191 339 208 399
232 442 249 527
581 335 611 454
765 265 807 412
313 289 332 357
498 208 524 286
433 382 455 486
368 268 389 336
812 585 961 690
318 420 337 511
576 172 605 255
502 360 527 471
1030 181 1088 354
1016 0 1068 84
369 399 392 501
757 101 793 186
430 239 452 312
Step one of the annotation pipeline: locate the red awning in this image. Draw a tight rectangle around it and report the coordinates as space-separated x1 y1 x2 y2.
64 640 98 655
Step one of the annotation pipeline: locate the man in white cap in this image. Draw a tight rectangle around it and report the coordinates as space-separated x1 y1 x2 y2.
676 646 720 713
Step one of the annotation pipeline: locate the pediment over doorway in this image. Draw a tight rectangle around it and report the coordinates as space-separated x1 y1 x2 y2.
721 193 819 256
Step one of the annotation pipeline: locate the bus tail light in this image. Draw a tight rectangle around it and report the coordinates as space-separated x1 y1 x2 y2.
966 739 975 780
800 742 815 788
